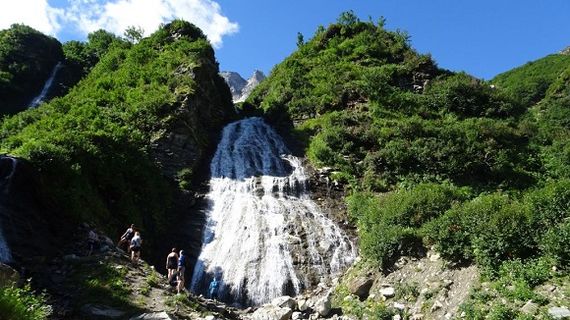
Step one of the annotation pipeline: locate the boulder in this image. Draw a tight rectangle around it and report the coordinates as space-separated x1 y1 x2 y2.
520 300 539 315
291 311 303 320
430 300 443 312
549 307 570 319
81 304 126 318
380 287 395 298
0 263 19 287
251 305 292 320
272 296 297 310
315 295 331 317
297 298 309 312
347 276 374 300
130 312 174 320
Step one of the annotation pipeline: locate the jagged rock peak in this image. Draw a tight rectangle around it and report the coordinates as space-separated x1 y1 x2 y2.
220 70 266 103
561 46 570 55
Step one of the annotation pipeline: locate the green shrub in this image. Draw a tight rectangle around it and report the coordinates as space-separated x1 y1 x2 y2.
348 183 467 268
540 221 570 269
0 284 52 320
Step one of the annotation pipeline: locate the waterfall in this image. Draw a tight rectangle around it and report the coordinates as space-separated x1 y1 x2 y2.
190 117 355 306
0 156 16 263
29 62 62 108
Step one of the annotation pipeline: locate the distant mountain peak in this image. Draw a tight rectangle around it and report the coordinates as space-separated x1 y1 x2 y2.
220 70 266 103
561 46 570 55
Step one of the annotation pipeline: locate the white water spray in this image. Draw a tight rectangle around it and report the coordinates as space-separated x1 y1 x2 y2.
29 62 62 108
191 117 355 306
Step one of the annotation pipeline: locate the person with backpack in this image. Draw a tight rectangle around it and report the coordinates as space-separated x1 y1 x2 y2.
130 232 142 263
177 250 187 294
165 248 179 285
118 224 135 252
208 277 219 300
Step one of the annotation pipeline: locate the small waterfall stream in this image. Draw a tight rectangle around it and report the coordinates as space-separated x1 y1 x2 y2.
0 156 16 263
190 117 355 306
29 62 62 108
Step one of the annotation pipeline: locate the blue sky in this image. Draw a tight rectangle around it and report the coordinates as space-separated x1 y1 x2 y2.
2 1 569 79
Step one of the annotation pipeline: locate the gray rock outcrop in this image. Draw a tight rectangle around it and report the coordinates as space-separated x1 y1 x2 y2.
220 70 266 103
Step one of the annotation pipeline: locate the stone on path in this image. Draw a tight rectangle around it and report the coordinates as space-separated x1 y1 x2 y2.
129 311 174 320
549 307 570 319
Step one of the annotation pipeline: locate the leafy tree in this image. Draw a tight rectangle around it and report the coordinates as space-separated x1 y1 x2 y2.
124 26 144 43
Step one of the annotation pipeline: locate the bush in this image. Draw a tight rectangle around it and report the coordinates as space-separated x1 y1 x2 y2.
348 183 467 268
0 285 52 320
540 221 570 269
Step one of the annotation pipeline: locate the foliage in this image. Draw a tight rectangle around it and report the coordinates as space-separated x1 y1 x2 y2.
0 24 63 114
0 284 52 320
0 20 233 252
348 183 468 267
492 53 570 107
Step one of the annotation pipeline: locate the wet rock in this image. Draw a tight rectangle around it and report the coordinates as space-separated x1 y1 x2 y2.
380 286 395 298
130 312 174 320
520 300 539 315
63 254 80 262
251 305 292 320
347 276 374 300
272 296 297 310
0 263 19 287
549 307 570 319
81 304 126 318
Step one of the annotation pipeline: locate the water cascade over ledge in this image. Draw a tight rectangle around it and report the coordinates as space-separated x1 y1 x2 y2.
29 61 62 108
190 117 356 306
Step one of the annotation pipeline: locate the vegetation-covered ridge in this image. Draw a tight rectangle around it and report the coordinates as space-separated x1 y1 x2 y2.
0 20 234 257
248 11 570 318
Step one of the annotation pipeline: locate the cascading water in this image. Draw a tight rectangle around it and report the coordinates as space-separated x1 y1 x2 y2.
29 62 62 108
190 117 356 306
0 156 16 263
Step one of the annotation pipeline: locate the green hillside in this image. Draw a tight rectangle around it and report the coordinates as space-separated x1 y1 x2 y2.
248 12 570 318
492 53 570 107
0 20 234 251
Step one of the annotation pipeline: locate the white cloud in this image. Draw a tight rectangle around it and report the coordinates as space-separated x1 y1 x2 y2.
64 0 239 47
0 0 64 35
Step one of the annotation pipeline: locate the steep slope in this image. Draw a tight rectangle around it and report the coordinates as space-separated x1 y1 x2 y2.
247 12 569 319
0 20 235 264
492 51 570 107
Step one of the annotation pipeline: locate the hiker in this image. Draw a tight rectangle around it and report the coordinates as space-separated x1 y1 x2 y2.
208 277 219 300
166 248 179 285
130 232 142 263
118 224 135 252
177 250 187 294
87 230 99 256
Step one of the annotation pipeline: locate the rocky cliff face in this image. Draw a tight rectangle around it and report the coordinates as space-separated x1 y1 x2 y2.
220 70 266 103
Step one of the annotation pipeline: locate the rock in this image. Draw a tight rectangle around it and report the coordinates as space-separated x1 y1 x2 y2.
393 315 402 320
410 314 424 320
430 300 443 312
347 276 374 300
428 252 440 262
291 311 303 320
204 316 217 320
297 298 309 312
0 263 19 287
130 312 174 320
251 305 292 320
549 307 570 319
81 304 126 318
442 279 453 289
63 254 80 262
272 296 297 310
380 287 395 298
315 295 332 317
393 302 406 311
520 300 539 315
